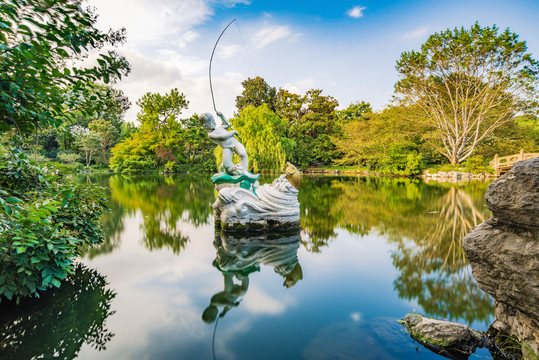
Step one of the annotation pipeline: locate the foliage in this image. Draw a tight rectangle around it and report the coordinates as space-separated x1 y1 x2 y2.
235 76 277 114
475 115 539 158
229 104 292 172
337 101 372 124
0 145 107 302
103 175 215 254
109 132 158 173
0 264 116 359
89 119 120 165
109 89 215 173
335 104 429 175
57 151 81 165
0 0 130 134
288 89 341 167
71 125 102 167
395 23 539 164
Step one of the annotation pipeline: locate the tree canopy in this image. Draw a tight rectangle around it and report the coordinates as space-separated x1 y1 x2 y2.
395 23 539 164
0 0 130 134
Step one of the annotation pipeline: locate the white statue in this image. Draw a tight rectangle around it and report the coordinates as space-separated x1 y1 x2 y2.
200 112 248 175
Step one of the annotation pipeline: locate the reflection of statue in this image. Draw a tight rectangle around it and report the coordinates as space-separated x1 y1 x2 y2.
202 273 250 323
200 112 248 175
202 231 302 324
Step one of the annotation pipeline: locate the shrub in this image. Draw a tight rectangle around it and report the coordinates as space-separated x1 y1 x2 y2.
0 146 107 302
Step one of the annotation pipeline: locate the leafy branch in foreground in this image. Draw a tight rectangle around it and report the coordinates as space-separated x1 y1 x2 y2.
0 144 107 302
0 0 130 134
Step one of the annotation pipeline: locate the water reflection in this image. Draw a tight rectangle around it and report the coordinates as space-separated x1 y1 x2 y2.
202 231 302 358
76 174 494 335
301 176 495 324
0 265 116 360
86 174 215 256
204 231 303 324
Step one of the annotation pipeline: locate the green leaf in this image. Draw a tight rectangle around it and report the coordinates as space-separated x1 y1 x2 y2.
6 197 22 203
16 246 26 254
51 278 61 288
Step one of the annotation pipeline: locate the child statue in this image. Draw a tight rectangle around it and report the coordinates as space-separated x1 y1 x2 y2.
200 112 248 175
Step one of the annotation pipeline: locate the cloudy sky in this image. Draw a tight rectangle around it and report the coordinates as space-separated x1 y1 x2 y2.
86 0 539 124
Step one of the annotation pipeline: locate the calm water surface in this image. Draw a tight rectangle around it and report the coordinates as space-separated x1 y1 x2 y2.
1 175 496 360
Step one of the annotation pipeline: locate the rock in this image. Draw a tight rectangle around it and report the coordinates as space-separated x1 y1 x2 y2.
400 313 484 358
463 220 539 319
463 157 539 359
484 158 539 229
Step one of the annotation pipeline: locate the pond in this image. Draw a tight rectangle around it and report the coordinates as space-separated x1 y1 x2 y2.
0 174 496 360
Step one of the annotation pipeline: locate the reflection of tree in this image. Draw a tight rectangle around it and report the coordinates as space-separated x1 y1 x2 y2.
108 174 215 254
0 264 116 359
322 177 494 324
391 186 493 324
299 177 343 252
86 200 125 259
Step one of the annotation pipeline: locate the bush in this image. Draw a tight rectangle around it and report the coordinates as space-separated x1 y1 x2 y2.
0 146 108 302
57 152 82 164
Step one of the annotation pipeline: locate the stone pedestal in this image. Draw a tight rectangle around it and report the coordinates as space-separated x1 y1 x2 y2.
213 175 300 232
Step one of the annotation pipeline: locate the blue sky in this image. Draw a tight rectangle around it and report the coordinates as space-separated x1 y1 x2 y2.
87 0 539 124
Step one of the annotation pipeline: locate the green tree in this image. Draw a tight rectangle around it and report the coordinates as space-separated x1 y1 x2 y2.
0 0 130 134
136 89 188 137
110 90 215 173
289 89 340 167
334 105 429 175
275 89 305 126
71 126 102 167
337 101 372 124
235 76 277 114
88 119 119 165
395 23 539 164
229 104 292 172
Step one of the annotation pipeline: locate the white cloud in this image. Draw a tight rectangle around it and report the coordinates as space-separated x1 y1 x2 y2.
218 44 242 59
283 78 318 94
89 0 212 48
220 0 251 7
178 30 200 48
401 26 429 40
347 6 366 19
251 25 293 49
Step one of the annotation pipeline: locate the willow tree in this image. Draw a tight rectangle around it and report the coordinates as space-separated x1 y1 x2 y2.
395 23 539 164
226 104 292 173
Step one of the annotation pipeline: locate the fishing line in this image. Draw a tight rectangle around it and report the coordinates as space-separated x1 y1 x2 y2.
235 20 257 76
212 316 219 360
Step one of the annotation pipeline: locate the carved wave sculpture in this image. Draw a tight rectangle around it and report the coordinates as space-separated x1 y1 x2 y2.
213 174 300 231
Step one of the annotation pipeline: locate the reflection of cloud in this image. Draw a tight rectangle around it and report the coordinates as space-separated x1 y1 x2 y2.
243 287 290 314
347 6 367 18
401 26 429 40
350 312 361 322
252 25 293 49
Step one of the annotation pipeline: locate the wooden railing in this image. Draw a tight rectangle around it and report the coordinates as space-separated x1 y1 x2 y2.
490 149 539 175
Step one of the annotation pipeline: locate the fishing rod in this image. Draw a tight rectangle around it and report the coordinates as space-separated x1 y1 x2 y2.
209 19 236 130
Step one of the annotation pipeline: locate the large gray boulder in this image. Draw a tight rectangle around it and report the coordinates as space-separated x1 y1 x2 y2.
484 158 539 229
463 157 539 359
